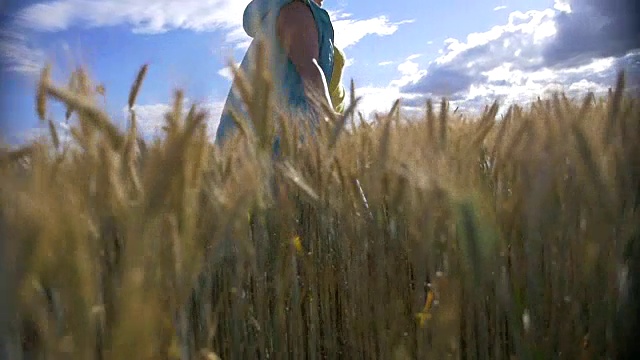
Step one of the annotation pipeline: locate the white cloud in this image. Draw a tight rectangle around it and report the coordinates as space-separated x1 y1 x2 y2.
13 120 72 145
553 0 572 13
128 100 225 139
0 30 46 75
14 1 411 51
567 79 603 92
378 61 394 66
351 54 426 117
344 57 355 68
217 67 233 82
493 5 508 11
397 60 419 76
392 56 426 88
330 11 413 49
128 103 172 135
400 8 567 100
346 83 429 121
16 0 251 34
224 26 252 50
354 3 628 118
467 58 612 104
561 56 616 74
433 8 557 67
353 85 404 118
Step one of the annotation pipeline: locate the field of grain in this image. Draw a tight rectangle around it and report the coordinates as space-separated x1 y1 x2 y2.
1 52 639 360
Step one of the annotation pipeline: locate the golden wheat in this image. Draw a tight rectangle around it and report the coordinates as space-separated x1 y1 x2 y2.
1 45 639 359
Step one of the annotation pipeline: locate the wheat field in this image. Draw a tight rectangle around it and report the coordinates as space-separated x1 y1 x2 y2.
1 48 639 360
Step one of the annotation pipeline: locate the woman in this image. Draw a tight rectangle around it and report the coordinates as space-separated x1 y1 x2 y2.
214 0 346 147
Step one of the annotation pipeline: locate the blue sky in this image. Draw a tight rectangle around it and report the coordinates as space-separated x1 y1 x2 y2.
1 0 638 144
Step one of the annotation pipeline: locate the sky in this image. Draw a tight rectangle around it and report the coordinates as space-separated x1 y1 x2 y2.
0 0 638 144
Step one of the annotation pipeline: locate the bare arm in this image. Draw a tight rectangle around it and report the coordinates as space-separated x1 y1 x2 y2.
277 1 334 114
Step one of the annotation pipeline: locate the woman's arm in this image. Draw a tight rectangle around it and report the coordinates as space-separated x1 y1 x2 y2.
277 1 335 113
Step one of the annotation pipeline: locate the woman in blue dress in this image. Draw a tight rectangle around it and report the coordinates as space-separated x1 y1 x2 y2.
214 0 341 148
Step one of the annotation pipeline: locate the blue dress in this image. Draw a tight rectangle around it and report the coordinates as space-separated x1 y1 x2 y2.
214 0 335 148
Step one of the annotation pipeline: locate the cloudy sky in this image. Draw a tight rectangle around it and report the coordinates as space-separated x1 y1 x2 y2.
0 0 638 144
